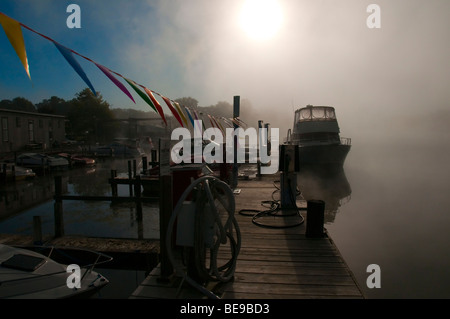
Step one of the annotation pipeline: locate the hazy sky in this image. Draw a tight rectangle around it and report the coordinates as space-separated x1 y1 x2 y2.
1 0 449 138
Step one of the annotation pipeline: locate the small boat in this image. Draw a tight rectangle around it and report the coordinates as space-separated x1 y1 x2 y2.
58 153 96 167
0 163 36 181
286 105 351 165
16 153 69 171
0 244 111 299
92 143 144 158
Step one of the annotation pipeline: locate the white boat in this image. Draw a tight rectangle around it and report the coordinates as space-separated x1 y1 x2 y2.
0 244 110 299
16 153 69 171
286 105 351 165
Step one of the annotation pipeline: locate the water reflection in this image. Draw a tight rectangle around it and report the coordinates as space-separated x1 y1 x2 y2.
0 176 66 221
297 164 352 224
0 158 159 239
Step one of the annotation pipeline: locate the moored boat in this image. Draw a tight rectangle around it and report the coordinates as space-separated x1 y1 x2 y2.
286 105 351 165
0 244 111 299
0 163 36 181
15 153 69 171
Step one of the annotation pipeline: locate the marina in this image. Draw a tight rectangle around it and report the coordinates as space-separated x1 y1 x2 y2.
0 150 363 299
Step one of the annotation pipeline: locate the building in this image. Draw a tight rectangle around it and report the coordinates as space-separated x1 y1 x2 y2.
0 108 66 154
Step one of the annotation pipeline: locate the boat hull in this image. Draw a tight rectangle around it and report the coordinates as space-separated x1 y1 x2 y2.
298 144 351 165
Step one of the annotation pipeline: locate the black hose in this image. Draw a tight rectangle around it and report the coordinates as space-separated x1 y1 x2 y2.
239 177 305 229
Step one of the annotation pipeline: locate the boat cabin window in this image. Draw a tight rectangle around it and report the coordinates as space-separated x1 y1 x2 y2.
298 107 336 121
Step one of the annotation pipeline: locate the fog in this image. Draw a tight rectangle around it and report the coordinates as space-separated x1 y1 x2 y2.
143 0 449 140
2 0 450 298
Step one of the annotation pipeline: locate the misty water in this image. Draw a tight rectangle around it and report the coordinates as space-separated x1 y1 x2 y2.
1 134 450 298
324 135 450 299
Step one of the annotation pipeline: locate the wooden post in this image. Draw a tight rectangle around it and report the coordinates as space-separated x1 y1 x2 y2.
231 95 240 189
41 157 46 176
128 160 133 197
257 120 263 177
158 138 173 280
54 176 64 238
111 170 118 199
33 216 43 245
0 164 6 183
133 159 137 178
305 200 325 238
134 175 143 222
150 149 158 168
142 156 148 173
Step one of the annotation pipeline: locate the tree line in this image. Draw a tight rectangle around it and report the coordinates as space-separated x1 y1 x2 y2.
0 88 257 143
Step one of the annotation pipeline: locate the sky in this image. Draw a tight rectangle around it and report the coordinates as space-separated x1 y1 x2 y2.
0 0 449 139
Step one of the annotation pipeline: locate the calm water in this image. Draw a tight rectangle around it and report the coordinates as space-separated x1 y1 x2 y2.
2 140 450 299
0 158 157 299
325 138 450 299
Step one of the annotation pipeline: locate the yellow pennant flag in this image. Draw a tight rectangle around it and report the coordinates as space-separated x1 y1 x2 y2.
0 13 31 80
173 101 189 127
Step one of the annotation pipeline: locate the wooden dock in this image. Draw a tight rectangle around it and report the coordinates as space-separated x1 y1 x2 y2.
0 234 159 271
131 175 365 299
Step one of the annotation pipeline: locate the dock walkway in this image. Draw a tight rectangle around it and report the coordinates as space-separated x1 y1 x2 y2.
131 175 364 299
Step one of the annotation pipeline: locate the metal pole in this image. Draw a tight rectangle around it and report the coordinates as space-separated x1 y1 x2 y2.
232 96 240 189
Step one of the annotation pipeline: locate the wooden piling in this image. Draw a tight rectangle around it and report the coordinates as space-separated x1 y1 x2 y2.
33 216 42 245
232 96 240 189
54 176 64 238
128 160 133 197
305 200 325 238
111 170 118 198
142 156 148 173
134 175 143 222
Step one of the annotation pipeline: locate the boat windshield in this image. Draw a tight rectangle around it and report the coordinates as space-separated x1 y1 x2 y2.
298 106 336 121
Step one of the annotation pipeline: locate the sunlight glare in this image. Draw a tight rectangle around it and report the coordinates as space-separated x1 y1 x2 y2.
239 0 283 41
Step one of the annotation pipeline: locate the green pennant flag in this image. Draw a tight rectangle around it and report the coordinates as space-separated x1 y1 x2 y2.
124 78 157 113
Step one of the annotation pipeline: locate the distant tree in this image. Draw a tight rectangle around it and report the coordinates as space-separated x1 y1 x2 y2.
36 96 70 115
175 97 199 109
67 88 118 143
0 99 13 109
0 97 36 112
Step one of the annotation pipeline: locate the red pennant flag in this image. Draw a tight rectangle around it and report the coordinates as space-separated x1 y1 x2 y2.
161 96 184 127
144 88 167 126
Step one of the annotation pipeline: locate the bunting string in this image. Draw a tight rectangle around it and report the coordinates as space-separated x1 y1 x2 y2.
0 11 247 130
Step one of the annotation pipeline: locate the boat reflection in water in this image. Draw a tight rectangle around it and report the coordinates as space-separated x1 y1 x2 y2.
297 164 351 224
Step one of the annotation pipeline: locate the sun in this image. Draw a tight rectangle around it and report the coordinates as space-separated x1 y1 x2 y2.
239 0 283 41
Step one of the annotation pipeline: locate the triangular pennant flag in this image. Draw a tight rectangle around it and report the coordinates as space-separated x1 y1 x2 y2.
184 106 195 127
192 109 206 130
235 117 248 128
221 117 234 128
231 118 241 127
124 78 156 111
207 114 216 128
161 96 184 127
0 13 30 79
212 116 225 134
54 42 96 96
95 63 135 103
144 89 167 126
173 101 189 127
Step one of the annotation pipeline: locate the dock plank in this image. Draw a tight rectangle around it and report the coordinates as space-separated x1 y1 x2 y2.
131 175 365 299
